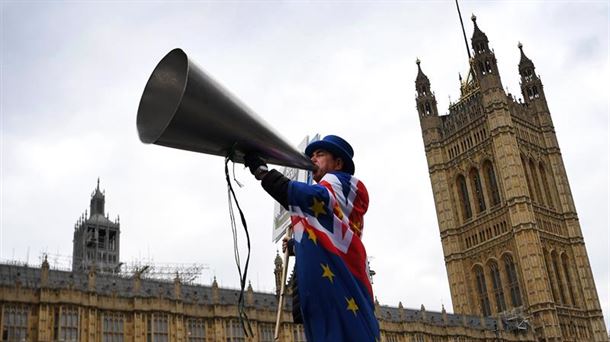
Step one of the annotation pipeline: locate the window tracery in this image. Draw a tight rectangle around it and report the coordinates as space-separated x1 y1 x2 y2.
457 175 472 220
529 159 544 206
483 161 500 206
561 253 577 307
469 168 486 213
539 162 555 209
521 155 535 202
503 254 522 307
489 261 506 312
475 266 491 316
551 251 566 305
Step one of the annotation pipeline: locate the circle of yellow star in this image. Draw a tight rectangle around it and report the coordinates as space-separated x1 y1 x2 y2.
306 228 318 245
345 297 359 316
310 197 327 218
321 263 335 283
333 203 344 220
350 220 363 235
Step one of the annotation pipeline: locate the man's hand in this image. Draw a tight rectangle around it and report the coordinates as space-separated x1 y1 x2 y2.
282 236 295 256
244 153 268 180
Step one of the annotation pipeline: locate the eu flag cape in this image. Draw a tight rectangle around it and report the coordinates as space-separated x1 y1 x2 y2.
288 171 380 342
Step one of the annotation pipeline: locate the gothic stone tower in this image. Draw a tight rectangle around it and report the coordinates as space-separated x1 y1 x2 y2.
415 15 607 341
72 179 121 273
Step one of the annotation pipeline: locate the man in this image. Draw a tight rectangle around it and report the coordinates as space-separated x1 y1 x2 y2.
245 135 380 342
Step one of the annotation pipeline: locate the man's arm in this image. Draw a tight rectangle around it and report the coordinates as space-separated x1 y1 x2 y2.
244 154 290 209
260 169 289 209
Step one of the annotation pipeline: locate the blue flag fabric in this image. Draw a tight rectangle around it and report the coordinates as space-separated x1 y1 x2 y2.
288 171 380 342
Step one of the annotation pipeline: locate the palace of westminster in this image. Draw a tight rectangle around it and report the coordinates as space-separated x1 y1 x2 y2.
1 15 607 342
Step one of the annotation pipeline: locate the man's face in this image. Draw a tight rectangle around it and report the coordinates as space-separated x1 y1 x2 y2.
310 149 343 182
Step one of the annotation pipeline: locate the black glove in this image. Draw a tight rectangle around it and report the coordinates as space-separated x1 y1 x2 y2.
244 153 268 180
282 237 296 256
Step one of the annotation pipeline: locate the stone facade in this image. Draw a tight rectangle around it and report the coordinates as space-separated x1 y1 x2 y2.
415 15 607 342
0 262 535 341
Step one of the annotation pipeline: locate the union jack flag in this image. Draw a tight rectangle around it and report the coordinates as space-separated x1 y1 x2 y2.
288 171 380 341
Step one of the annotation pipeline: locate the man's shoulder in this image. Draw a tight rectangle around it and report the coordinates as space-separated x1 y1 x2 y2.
324 171 365 185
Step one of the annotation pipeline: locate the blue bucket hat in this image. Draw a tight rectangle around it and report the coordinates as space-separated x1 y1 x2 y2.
305 135 355 175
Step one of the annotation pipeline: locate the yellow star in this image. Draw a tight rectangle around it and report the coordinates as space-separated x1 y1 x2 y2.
350 220 362 235
306 228 318 245
333 203 344 220
321 263 335 283
346 297 359 316
310 197 327 218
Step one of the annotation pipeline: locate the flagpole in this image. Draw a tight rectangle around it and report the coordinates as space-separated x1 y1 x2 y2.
274 227 292 341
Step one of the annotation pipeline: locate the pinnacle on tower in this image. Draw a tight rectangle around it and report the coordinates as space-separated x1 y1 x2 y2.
468 14 503 90
415 58 430 88
518 42 536 78
90 178 105 216
415 59 440 120
517 42 545 103
471 14 489 54
415 59 433 100
274 250 283 267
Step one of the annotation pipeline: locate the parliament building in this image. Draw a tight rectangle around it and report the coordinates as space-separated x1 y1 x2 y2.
1 14 606 342
415 15 607 342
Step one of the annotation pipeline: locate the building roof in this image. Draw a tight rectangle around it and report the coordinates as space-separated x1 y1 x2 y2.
0 263 285 311
1 262 510 331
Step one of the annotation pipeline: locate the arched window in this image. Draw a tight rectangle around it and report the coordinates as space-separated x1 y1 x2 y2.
533 85 539 98
475 266 491 316
483 161 500 206
489 261 506 312
457 175 472 220
524 68 534 82
503 254 522 307
485 59 493 73
539 163 555 209
469 168 486 213
561 253 577 307
476 43 488 53
425 102 432 115
521 155 535 201
543 248 559 303
478 61 486 75
551 251 566 305
529 159 544 205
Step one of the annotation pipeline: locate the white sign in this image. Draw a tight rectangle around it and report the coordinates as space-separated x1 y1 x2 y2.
271 134 319 242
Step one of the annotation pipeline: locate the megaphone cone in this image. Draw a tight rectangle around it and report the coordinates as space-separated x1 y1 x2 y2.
137 48 314 171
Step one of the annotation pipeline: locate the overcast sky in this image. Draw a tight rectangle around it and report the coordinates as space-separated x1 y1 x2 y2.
1 0 608 329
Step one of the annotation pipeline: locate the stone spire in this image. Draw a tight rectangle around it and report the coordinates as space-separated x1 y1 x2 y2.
90 178 105 217
518 42 546 104
274 251 283 297
469 14 503 91
415 59 439 119
518 42 534 71
415 58 430 87
471 14 489 54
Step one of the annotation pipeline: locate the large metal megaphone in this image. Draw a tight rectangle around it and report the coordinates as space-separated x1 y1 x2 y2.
136 48 314 170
